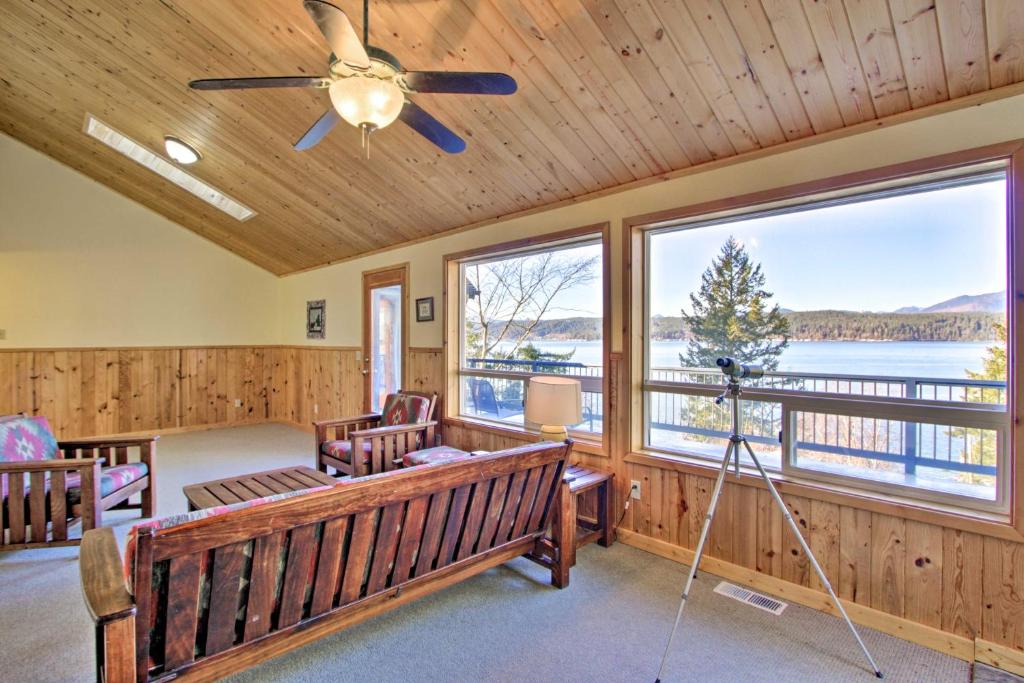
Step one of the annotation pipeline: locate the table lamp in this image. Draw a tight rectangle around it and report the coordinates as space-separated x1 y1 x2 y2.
525 376 582 442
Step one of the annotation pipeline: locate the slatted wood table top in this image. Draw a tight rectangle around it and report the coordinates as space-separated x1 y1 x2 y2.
563 463 612 492
183 466 337 511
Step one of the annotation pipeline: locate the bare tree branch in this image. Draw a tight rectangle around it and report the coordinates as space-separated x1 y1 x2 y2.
463 251 599 360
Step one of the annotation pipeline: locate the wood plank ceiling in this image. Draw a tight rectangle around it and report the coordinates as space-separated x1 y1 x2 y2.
2 1 1023 275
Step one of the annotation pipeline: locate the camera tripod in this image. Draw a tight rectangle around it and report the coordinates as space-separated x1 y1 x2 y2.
653 377 883 682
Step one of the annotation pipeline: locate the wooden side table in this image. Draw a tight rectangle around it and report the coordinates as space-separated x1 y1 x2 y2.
562 463 615 566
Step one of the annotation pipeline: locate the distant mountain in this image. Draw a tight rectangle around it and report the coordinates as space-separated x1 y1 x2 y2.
895 291 1005 314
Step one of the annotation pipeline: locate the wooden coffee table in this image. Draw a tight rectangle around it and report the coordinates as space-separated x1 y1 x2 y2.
183 466 337 511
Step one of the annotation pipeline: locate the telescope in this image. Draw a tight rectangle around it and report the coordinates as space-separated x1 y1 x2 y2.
716 357 763 380
656 353 884 682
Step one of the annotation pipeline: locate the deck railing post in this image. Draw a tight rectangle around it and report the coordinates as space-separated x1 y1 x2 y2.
903 378 919 475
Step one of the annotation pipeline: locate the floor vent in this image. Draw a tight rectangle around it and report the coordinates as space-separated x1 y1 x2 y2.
713 581 788 616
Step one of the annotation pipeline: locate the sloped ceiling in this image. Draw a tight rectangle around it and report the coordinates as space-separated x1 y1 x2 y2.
1 1 1023 274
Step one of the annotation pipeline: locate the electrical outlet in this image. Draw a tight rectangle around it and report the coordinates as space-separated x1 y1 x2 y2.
314 403 319 414
0 329 6 340
234 399 242 408
630 480 642 500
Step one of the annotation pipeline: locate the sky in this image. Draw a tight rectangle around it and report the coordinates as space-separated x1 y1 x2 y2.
481 175 1007 320
513 241 604 318
648 176 1008 317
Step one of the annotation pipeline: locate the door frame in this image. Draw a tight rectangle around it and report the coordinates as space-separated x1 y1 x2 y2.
362 262 410 412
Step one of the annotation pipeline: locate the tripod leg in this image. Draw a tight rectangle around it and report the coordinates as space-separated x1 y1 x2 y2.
741 439 883 679
654 441 735 683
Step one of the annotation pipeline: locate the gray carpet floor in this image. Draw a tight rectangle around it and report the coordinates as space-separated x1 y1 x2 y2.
0 424 989 682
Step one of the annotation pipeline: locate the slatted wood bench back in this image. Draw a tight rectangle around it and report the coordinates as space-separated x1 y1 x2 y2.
132 441 570 681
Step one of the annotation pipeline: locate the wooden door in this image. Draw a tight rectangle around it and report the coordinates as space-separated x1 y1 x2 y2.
362 265 408 413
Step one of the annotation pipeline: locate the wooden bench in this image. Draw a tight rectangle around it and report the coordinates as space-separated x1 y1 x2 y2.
80 441 575 682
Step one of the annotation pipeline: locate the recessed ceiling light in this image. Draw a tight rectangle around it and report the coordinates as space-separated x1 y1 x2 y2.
82 115 256 222
164 135 201 165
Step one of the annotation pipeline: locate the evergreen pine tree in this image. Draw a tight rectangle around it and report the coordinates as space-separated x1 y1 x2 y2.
681 236 790 370
953 321 1007 486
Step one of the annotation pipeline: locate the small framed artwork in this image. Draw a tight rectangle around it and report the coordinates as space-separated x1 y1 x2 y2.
306 299 326 339
416 296 434 322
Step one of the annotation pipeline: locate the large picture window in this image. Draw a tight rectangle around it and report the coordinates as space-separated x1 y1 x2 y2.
640 162 1011 513
452 232 606 439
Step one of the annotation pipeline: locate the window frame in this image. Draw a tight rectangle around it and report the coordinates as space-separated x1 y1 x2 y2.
443 223 612 456
624 141 1024 530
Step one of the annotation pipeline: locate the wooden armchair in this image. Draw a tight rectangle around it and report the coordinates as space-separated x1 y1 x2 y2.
1 414 157 550
315 391 439 478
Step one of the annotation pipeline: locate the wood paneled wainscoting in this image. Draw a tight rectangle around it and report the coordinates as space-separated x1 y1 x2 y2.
268 347 362 428
0 347 272 437
617 454 1024 672
0 346 438 439
0 346 363 439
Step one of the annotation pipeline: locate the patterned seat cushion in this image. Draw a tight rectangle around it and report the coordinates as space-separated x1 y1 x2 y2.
1 461 149 503
65 462 149 505
0 415 58 463
320 439 372 465
380 393 432 427
402 445 471 468
1 416 61 501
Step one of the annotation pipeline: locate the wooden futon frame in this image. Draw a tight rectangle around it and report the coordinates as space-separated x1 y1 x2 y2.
80 441 574 682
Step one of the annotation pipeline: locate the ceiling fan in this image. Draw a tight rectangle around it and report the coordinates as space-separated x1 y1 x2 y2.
189 0 517 156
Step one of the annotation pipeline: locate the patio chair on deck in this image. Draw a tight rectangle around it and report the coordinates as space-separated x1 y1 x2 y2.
469 378 522 419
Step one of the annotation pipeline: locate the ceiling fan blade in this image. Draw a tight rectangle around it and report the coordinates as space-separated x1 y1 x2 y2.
190 76 325 90
398 100 466 154
303 0 370 70
402 71 517 95
294 108 341 151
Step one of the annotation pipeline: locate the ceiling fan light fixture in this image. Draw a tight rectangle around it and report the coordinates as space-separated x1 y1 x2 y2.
329 77 404 130
163 135 202 165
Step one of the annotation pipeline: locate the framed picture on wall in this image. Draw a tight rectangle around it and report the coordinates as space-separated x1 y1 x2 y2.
306 299 326 339
416 296 434 322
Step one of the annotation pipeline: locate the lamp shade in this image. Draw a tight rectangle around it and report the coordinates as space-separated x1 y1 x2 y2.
525 376 582 427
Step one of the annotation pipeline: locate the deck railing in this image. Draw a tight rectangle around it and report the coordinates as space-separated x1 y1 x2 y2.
462 358 1005 477
649 366 1004 477
462 357 602 432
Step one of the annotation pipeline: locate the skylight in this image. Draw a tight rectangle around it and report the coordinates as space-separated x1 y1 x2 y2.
82 115 256 222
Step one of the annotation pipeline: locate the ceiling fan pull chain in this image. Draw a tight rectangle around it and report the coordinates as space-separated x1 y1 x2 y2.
363 0 369 46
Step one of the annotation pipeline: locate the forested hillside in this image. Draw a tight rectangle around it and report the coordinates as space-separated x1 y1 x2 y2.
782 311 1002 341
481 311 1004 342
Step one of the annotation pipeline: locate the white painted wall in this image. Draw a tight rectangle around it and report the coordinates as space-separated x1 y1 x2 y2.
0 134 278 348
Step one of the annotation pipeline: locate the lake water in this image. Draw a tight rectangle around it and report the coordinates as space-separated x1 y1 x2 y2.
501 340 997 379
